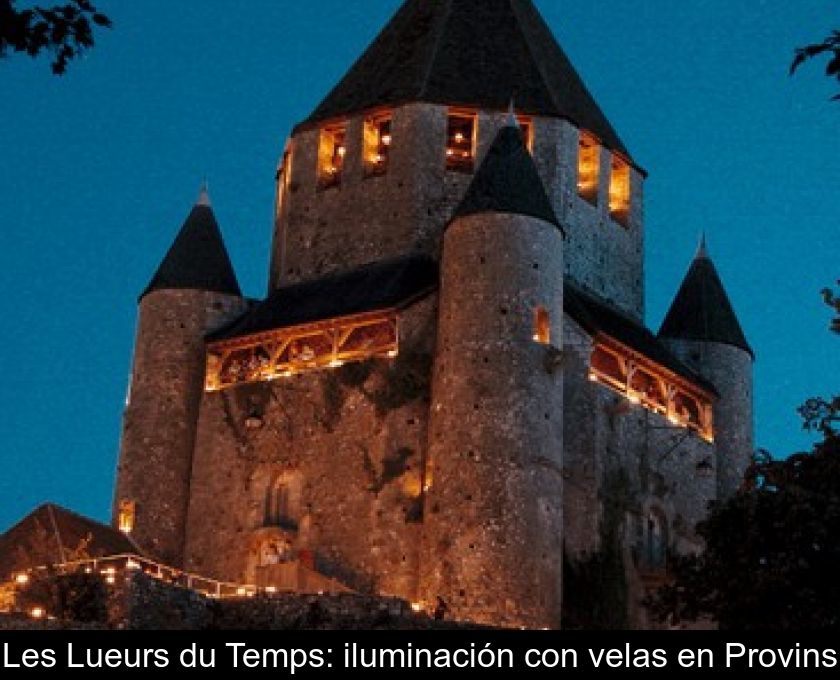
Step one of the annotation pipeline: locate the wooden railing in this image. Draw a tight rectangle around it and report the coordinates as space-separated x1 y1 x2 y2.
8 553 350 601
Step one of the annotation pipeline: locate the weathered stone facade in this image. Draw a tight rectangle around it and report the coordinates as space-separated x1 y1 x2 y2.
110 0 756 629
662 339 754 501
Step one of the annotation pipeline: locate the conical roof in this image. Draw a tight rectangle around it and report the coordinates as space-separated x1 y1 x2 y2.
659 243 753 357
450 123 560 229
141 191 241 300
302 0 629 157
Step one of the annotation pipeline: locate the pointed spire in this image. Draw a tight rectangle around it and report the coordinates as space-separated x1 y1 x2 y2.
141 193 242 300
450 124 561 229
659 246 753 357
302 0 630 158
695 232 708 260
197 179 211 207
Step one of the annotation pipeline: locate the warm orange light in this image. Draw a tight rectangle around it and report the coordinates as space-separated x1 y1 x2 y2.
533 306 551 345
118 499 135 534
578 132 600 203
14 573 29 585
609 155 631 227
30 607 45 619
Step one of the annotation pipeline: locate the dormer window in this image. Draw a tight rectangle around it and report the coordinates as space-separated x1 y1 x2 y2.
318 123 347 189
609 155 631 227
577 131 600 204
364 112 392 176
446 112 476 172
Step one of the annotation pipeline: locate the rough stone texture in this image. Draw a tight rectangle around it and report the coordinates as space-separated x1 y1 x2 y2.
114 290 249 566
663 339 754 501
420 213 564 629
271 105 644 320
183 296 437 601
109 571 212 630
527 118 645 320
562 316 717 629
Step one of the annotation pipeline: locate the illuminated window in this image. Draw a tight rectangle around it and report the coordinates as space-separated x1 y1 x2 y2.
517 117 534 153
577 131 600 204
609 155 631 227
446 112 476 172
118 500 135 534
364 112 392 176
275 147 291 216
318 123 347 189
533 306 551 345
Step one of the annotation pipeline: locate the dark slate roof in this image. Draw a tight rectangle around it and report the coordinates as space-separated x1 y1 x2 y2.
209 255 438 342
300 0 630 158
451 124 562 229
141 202 242 300
565 282 719 396
659 249 753 357
0 504 139 580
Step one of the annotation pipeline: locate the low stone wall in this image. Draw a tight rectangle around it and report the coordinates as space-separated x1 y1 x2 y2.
6 571 479 630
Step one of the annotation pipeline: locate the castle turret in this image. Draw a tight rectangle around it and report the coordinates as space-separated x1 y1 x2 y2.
113 188 248 566
659 237 754 500
420 120 565 628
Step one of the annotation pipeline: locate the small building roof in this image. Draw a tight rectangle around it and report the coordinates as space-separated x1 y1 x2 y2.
300 0 631 159
141 190 241 300
565 282 719 396
450 123 561 229
0 504 139 580
659 244 753 357
208 255 438 342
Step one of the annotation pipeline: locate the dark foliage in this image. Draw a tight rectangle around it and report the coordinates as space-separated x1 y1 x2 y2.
650 436 840 630
17 568 108 623
824 282 840 334
791 30 840 99
0 0 111 74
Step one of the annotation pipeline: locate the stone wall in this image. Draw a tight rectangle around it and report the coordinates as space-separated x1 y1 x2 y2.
183 295 438 602
114 289 249 566
271 105 644 320
663 339 754 501
531 118 645 320
3 572 478 630
562 317 716 629
420 212 565 629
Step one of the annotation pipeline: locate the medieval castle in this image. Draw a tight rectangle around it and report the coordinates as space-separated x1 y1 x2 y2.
5 0 756 630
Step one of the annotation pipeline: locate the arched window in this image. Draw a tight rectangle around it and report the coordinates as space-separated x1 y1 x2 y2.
646 509 668 570
533 306 551 345
265 474 300 529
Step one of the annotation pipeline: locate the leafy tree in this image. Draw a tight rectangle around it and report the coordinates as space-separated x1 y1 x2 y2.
650 287 840 629
0 0 111 75
791 30 840 99
824 282 840 334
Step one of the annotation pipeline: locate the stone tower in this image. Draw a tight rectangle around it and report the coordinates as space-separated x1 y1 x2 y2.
113 190 248 565
659 238 755 500
420 121 565 629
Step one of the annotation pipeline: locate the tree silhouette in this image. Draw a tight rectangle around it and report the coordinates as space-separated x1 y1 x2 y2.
0 0 111 75
791 30 840 99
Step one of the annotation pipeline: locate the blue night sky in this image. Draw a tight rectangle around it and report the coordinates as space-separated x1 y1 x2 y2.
0 0 837 531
